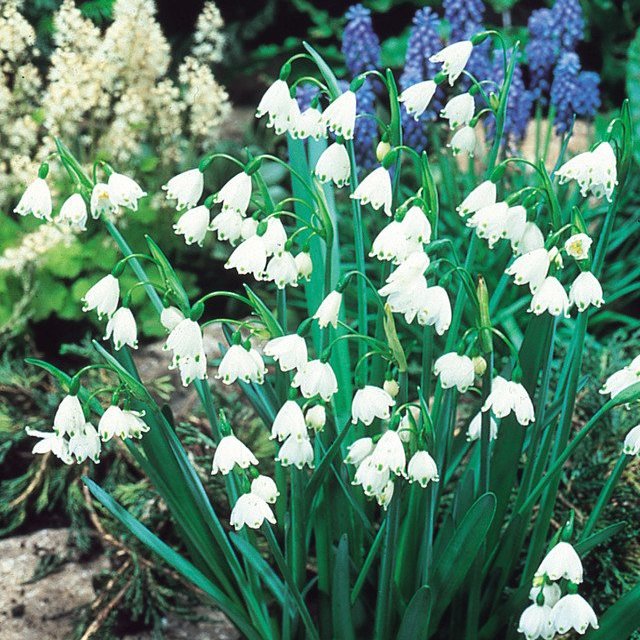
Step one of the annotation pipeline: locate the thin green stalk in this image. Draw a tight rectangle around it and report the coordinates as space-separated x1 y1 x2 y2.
479 353 494 495
351 519 387 605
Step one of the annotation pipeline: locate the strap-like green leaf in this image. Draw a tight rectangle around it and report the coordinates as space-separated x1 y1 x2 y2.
585 579 640 639
397 586 431 640
332 534 355 640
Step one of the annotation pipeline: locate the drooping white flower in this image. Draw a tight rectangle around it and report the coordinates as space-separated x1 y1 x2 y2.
535 541 583 583
551 594 598 635
305 405 326 432
160 306 185 332
291 359 338 401
99 406 148 441
529 277 570 318
241 216 258 240
416 286 452 335
513 222 545 256
163 169 204 210
256 78 293 135
251 475 280 504
313 291 342 329
344 437 375 465
216 344 267 385
214 171 252 215
623 424 640 455
271 400 307 442
164 319 208 385
517 604 555 640
466 411 498 442
398 406 421 442
212 435 259 475
91 183 117 219
448 125 476 156
264 251 299 289
225 234 268 278
529 583 562 608
505 248 551 292
104 307 138 350
293 106 325 140
383 378 400 398
600 361 640 400
457 181 497 216
467 201 509 248
295 251 313 280
406 450 440 488
53 395 85 438
25 428 73 464
430 40 473 85
58 194 88 230
370 430 406 476
82 274 120 319
322 90 357 139
107 173 147 211
376 480 395 510
118 409 149 440
285 98 302 137
230 493 276 530
504 206 527 250
441 92 475 129
482 376 535 426
68 421 101 464
264 334 307 372
370 220 421 264
402 206 432 243
173 205 210 246
175 355 208 387
352 456 390 497
210 209 243 243
564 233 592 260
434 353 475 392
351 385 396 426
314 142 351 187
557 141 617 202
398 80 438 120
569 272 604 312
351 166 393 216
276 433 315 469
259 218 286 257
14 178 52 220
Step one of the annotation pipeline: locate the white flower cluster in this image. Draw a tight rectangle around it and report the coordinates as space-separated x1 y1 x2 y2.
518 541 598 639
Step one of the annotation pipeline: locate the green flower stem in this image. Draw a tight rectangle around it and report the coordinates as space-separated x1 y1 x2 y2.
479 353 494 495
351 518 386 604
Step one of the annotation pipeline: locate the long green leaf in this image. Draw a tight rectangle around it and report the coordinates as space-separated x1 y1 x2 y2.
332 534 355 640
397 586 432 640
585 580 640 639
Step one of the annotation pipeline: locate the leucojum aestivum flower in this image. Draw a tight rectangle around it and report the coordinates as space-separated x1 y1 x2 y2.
18 27 639 640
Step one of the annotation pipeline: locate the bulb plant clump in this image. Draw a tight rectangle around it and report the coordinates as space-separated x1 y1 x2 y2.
16 24 639 640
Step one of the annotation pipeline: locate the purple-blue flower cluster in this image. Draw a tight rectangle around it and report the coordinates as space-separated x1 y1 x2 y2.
551 0 585 53
526 8 557 102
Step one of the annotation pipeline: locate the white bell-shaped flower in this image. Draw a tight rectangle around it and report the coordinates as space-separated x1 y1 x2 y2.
402 206 432 243
295 251 313 280
529 583 562 608
292 106 325 140
351 385 396 425
407 450 439 488
504 206 527 249
264 334 307 372
230 492 277 530
264 251 299 289
210 209 243 243
14 177 52 220
564 233 592 260
241 216 259 240
430 40 473 85
599 356 640 399
90 183 115 219
271 400 307 442
214 171 252 216
58 193 88 230
256 78 293 135
26 428 73 465
164 318 204 363
53 395 85 437
376 480 395 510
305 405 326 432
261 217 287 256
370 220 421 264
314 142 351 187
99 406 148 441
551 593 598 635
107 172 147 211
467 201 509 248
173 205 210 246
466 411 498 442
383 379 400 398
434 353 475 392
216 344 267 385
370 430 406 476
381 275 429 324
457 180 497 216
313 291 342 329
344 437 375 465
82 274 120 319
517 604 555 640
513 222 545 256
352 456 390 497
398 406 422 442
276 432 315 469
535 541 583 583
529 276 570 318
225 234 268 278
351 166 393 216
251 475 280 504
482 376 535 426
160 306 185 332
505 248 551 292
416 286 452 335
448 125 476 156
441 92 475 129
569 272 604 312
212 435 259 475
176 353 207 387
588 141 617 201
291 359 338 401
163 169 204 210
68 421 101 464
399 80 437 120
285 98 302 137
623 424 640 455
322 90 357 139
104 307 138 350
